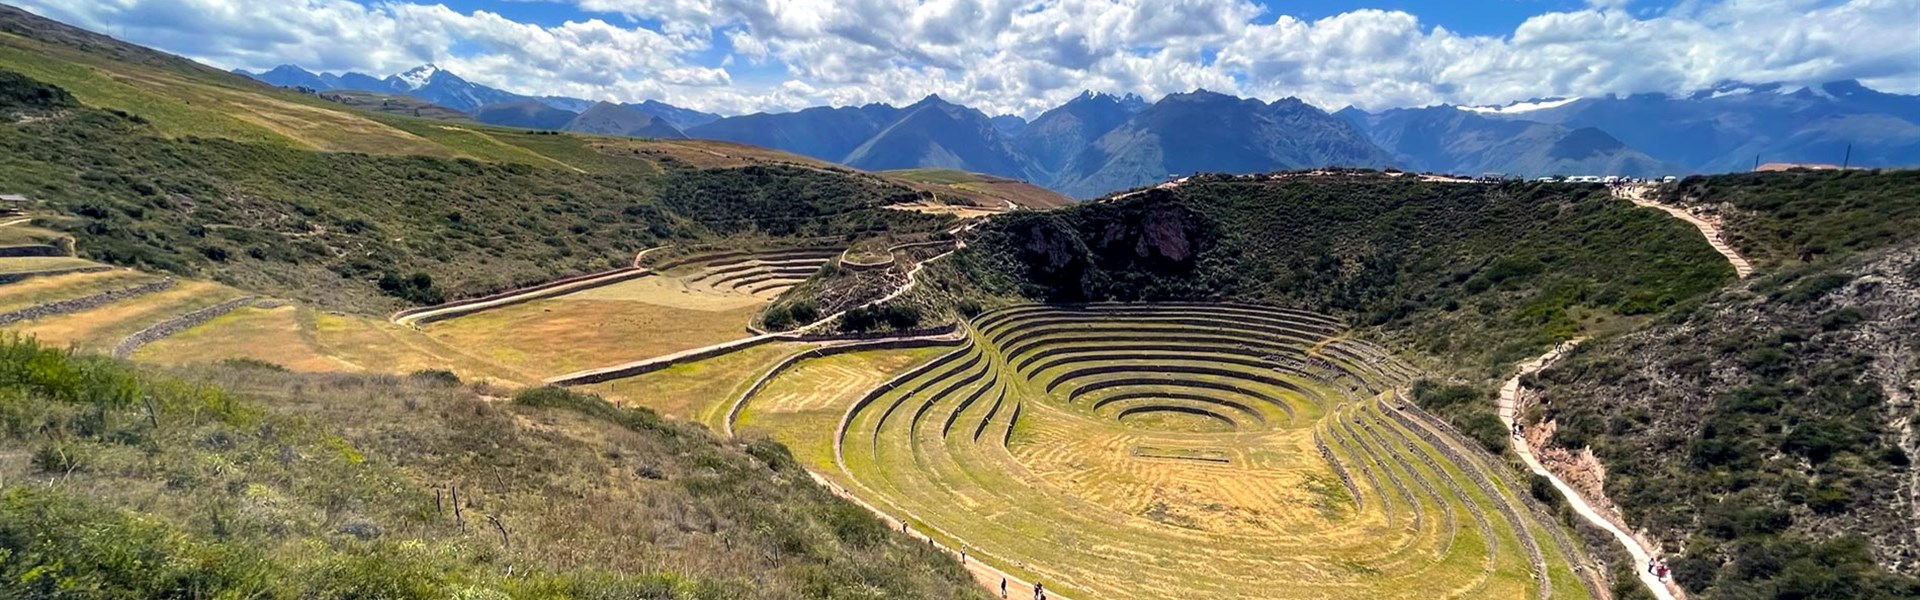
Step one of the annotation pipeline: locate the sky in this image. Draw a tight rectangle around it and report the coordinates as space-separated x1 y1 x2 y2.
17 0 1920 118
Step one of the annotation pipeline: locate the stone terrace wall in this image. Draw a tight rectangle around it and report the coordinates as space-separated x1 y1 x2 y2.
0 244 68 258
0 265 111 285
113 297 278 359
0 278 177 327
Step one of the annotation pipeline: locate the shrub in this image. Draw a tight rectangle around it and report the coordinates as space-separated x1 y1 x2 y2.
407 369 462 387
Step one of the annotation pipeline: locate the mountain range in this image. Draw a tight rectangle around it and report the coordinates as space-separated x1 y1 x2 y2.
235 64 719 130
240 64 1920 199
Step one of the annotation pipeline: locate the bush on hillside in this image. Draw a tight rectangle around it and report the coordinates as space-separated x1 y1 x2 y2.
0 68 75 111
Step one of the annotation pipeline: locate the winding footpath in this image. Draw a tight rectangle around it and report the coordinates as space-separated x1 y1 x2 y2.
1498 340 1681 600
1617 185 1754 279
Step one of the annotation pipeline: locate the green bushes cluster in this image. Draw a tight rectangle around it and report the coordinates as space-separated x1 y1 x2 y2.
839 303 922 332
1410 380 1508 453
1535 255 1920 599
762 300 820 330
0 68 75 111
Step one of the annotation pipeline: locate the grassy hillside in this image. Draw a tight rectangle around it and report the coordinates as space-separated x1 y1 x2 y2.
0 335 985 599
883 169 1071 209
0 90 943 311
0 46 957 312
318 90 474 121
1534 243 1920 599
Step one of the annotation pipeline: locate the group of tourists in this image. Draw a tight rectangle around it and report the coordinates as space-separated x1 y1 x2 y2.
999 578 1046 599
1648 557 1671 580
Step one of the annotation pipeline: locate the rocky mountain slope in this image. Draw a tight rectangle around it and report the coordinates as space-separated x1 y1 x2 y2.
1341 105 1679 178
1514 82 1920 173
1049 92 1395 198
842 95 1037 180
1013 91 1146 177
685 104 905 165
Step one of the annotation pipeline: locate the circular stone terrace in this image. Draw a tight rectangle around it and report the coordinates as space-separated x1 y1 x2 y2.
735 303 1602 600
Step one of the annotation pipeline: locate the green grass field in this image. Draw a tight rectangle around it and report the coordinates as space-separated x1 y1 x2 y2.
729 303 1602 600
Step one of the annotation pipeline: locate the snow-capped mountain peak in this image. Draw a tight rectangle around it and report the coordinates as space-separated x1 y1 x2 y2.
394 64 442 90
1457 96 1581 115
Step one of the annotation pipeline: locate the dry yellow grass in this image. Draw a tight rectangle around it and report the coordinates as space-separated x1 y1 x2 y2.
0 256 99 274
0 269 159 314
582 341 812 424
734 346 950 472
2 279 246 352
306 312 538 385
421 276 768 379
561 275 765 311
731 305 1599 600
134 306 357 372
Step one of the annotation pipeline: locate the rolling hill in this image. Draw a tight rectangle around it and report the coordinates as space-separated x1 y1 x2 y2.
0 4 961 313
563 101 687 138
470 99 576 130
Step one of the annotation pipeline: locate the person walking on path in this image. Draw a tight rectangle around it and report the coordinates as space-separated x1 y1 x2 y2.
999 578 1007 598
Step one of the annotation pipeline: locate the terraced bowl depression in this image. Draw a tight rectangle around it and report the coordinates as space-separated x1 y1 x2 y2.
735 303 1600 600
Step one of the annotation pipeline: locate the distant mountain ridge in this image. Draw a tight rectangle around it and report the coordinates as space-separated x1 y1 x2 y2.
234 64 718 129
239 63 1920 199
1340 105 1679 178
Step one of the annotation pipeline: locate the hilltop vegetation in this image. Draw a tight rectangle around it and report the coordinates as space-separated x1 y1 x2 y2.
1662 169 1920 266
943 172 1734 375
1524 170 1920 599
0 336 985 599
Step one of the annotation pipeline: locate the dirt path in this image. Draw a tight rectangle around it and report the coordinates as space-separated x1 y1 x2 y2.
0 218 31 228
810 471 1061 600
1617 186 1754 279
1498 340 1682 600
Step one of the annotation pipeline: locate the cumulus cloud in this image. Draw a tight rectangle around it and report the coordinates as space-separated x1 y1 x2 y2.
15 0 1920 117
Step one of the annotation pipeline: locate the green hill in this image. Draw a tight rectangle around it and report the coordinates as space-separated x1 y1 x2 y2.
0 5 957 313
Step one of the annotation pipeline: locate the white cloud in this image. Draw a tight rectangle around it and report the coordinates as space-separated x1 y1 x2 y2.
14 0 1920 118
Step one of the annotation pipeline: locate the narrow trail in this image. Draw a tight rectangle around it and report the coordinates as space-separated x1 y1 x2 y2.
0 217 31 227
810 471 1060 600
1617 185 1754 279
1498 340 1682 600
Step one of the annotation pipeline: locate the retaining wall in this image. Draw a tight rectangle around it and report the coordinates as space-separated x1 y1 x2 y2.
391 267 648 325
0 278 177 327
0 245 68 258
113 297 278 359
0 265 112 285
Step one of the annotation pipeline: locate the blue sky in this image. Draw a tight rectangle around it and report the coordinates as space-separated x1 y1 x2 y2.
18 0 1919 117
